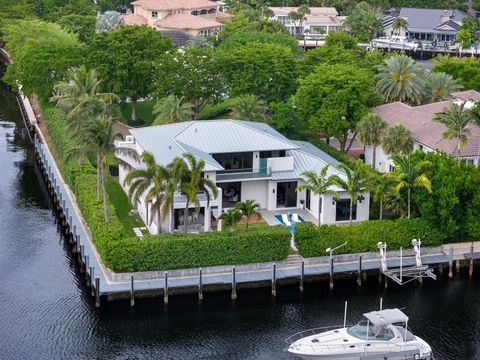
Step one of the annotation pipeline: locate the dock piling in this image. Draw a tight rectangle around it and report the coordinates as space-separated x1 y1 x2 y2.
469 244 474 277
130 275 135 307
95 278 100 308
271 263 277 297
198 268 203 301
164 271 169 305
90 267 95 296
231 266 237 300
79 245 85 273
357 256 362 287
299 260 304 293
448 247 454 279
85 255 90 285
329 257 334 291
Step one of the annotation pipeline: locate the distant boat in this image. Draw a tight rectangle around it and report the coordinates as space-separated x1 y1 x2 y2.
372 36 419 51
285 308 432 360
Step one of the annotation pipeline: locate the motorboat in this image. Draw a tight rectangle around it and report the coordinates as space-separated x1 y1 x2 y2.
371 36 419 51
286 308 432 360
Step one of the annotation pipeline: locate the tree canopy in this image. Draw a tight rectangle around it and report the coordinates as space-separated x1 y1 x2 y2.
432 56 480 91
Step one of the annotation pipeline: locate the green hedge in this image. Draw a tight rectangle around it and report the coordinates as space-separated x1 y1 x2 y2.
107 225 292 272
295 219 447 258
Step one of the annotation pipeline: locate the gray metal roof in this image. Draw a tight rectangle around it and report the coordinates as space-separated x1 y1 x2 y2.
364 308 409 326
130 120 299 170
399 7 466 33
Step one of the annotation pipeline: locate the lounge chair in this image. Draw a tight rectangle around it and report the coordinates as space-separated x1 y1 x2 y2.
291 213 300 223
282 214 292 226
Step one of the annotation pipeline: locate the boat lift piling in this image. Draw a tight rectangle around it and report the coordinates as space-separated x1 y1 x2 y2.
299 260 304 293
326 242 347 291
198 268 203 301
357 256 362 287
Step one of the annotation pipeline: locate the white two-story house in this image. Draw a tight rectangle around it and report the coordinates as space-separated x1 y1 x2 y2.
116 120 370 234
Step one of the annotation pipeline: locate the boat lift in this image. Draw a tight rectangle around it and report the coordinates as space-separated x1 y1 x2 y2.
378 240 437 285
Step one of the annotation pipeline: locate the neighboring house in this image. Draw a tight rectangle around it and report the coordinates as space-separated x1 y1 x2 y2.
383 8 467 42
122 0 231 41
116 120 370 234
364 90 480 173
269 7 345 37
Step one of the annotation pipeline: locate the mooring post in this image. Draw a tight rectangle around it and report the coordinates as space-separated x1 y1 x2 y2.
75 234 80 254
357 256 362 287
271 263 277 297
329 257 334 291
198 268 203 301
65 208 69 225
130 275 135 307
72 225 77 247
95 278 100 308
469 244 474 277
299 260 304 293
384 276 388 289
164 271 169 305
79 245 85 273
85 255 90 285
448 247 454 279
231 266 237 300
90 267 95 296
456 259 461 273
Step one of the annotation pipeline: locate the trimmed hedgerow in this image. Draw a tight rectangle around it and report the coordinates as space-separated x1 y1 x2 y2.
295 219 447 258
107 226 292 272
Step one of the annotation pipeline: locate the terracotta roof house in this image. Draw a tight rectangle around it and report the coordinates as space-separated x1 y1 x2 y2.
122 0 232 41
364 91 480 173
269 6 345 37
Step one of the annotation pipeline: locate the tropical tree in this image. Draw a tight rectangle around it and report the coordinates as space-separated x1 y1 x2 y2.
376 54 426 105
392 17 408 35
356 113 387 169
330 162 369 225
424 72 462 103
51 65 119 130
95 11 124 32
68 115 118 222
152 95 192 125
368 173 397 220
235 200 262 229
433 102 472 160
219 209 243 231
390 154 432 219
288 11 304 36
230 94 267 121
296 165 339 227
381 124 413 155
179 154 218 232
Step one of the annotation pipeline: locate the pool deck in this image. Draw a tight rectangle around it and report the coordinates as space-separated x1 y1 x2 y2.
260 208 317 226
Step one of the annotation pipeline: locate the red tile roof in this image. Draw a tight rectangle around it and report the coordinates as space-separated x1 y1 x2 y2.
374 91 480 157
132 0 218 11
154 13 222 30
122 13 148 25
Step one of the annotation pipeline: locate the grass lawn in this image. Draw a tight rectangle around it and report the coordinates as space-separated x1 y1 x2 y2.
120 100 156 127
106 177 145 236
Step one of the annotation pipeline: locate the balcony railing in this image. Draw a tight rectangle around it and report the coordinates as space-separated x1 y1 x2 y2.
216 166 272 182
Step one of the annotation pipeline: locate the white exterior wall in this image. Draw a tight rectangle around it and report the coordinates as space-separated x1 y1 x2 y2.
364 145 392 173
267 156 294 172
241 180 268 208
252 151 260 171
321 191 370 224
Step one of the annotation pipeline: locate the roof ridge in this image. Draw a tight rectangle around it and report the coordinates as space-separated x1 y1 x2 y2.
175 140 223 169
232 120 300 149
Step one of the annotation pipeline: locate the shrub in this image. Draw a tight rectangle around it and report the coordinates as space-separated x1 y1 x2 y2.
107 225 292 272
295 219 447 258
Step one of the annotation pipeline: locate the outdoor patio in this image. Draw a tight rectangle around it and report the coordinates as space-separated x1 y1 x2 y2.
259 208 317 226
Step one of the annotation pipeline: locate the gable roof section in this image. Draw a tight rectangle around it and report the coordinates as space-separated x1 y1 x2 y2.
132 0 218 11
122 13 148 25
373 91 480 157
155 13 222 30
398 7 466 32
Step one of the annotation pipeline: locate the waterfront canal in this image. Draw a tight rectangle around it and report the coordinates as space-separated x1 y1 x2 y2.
1 84 480 360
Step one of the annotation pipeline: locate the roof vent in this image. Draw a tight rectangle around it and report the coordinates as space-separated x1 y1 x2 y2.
169 145 172 149
195 128 198 132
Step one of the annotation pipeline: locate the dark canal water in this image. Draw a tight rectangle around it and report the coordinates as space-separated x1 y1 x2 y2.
1 84 480 360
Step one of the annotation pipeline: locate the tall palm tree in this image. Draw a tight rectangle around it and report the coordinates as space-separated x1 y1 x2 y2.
390 154 432 219
368 173 397 220
381 124 413 156
219 209 242 232
424 72 462 103
433 102 472 160
152 94 193 125
392 17 408 35
376 54 426 105
230 94 267 121
356 113 387 170
330 162 369 225
179 153 218 233
68 115 118 222
288 11 304 36
296 164 339 227
297 4 311 34
235 199 262 229
50 65 119 130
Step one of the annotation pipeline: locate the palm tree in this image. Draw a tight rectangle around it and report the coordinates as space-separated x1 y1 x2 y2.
376 54 426 105
288 11 304 36
179 153 218 233
390 154 432 219
368 173 397 220
356 113 387 170
392 17 408 36
230 94 267 121
50 65 118 130
381 124 413 155
330 162 369 225
219 209 242 232
296 165 339 227
433 102 472 160
235 200 262 229
297 4 311 34
68 115 118 222
424 72 462 103
152 94 193 125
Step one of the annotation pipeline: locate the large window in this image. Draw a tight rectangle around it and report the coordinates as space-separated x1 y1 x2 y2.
335 199 356 222
213 152 253 173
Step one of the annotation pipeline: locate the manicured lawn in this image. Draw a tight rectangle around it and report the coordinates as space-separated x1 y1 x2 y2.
120 100 156 127
106 177 145 236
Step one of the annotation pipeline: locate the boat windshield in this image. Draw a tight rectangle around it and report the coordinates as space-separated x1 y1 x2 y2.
347 320 395 341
